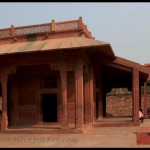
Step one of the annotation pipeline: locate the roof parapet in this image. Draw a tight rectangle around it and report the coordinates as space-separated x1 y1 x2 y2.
0 17 94 39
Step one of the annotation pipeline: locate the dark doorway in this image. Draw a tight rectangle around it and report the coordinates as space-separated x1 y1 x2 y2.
41 93 57 122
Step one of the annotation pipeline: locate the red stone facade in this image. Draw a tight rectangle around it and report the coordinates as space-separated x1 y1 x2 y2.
0 17 149 133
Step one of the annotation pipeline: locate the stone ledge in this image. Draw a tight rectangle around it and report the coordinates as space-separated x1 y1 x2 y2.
137 127 150 144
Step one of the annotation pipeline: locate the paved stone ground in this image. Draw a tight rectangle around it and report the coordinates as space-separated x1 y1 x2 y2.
0 120 150 148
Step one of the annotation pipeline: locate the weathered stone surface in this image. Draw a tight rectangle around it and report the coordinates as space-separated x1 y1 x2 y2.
137 127 150 144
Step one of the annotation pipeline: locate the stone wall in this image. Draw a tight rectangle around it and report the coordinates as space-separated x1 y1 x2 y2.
106 95 132 116
106 94 150 116
106 94 150 117
106 87 150 117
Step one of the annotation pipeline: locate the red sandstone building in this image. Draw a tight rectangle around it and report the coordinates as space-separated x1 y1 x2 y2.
0 17 150 133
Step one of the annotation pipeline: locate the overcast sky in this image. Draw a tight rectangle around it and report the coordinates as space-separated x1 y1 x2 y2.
0 2 150 65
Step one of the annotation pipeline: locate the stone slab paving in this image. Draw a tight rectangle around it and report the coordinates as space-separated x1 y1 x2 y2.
1 120 150 148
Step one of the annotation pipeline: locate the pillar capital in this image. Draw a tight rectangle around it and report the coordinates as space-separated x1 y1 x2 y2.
1 73 8 80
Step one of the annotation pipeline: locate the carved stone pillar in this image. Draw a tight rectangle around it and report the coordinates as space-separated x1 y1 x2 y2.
60 68 68 128
1 75 8 130
83 65 91 124
132 68 139 123
139 83 141 109
89 65 94 123
75 57 84 129
98 69 103 119
144 82 148 118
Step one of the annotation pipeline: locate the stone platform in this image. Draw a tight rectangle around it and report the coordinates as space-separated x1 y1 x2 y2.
136 119 150 145
1 120 150 147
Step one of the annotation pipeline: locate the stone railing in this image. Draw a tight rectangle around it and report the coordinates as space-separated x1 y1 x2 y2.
16 24 51 35
78 18 92 38
55 20 79 31
0 17 93 38
0 28 11 37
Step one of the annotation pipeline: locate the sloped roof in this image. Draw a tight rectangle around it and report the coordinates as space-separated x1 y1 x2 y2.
114 56 149 75
0 37 115 58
